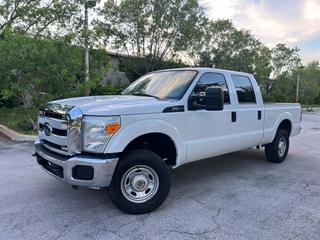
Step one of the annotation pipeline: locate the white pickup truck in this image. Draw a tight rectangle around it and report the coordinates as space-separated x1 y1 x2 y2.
34 68 301 214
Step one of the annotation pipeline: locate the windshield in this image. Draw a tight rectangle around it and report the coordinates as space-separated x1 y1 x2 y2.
122 70 198 100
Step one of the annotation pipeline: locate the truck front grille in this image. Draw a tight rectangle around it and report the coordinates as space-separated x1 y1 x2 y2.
42 139 67 152
39 123 67 136
42 111 68 121
38 104 82 156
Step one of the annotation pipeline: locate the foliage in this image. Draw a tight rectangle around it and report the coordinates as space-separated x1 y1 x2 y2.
91 84 126 96
95 0 206 71
298 61 320 106
265 44 301 95
0 106 38 134
0 0 81 37
195 20 260 68
0 31 110 129
119 56 188 81
264 61 320 105
194 20 273 90
193 20 307 98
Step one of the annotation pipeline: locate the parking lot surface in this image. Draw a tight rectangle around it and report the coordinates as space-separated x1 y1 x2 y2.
0 111 320 240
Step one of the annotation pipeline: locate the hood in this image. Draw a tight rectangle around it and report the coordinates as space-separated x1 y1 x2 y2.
50 95 175 116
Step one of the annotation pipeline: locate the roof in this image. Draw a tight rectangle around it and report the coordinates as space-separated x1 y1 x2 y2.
153 67 253 76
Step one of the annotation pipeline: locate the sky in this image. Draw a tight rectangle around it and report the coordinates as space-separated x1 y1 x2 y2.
199 0 320 64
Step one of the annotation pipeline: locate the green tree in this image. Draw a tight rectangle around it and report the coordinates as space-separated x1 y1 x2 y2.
266 43 301 95
0 31 109 129
298 62 320 106
0 0 81 37
195 20 303 100
195 20 273 90
95 0 206 71
118 56 187 81
196 20 260 69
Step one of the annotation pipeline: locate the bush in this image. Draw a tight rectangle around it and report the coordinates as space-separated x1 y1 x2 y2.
118 56 188 82
0 30 110 131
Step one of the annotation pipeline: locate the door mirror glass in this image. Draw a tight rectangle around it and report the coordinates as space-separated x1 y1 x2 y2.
204 87 224 111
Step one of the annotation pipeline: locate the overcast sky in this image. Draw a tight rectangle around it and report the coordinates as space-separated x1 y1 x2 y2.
199 0 320 64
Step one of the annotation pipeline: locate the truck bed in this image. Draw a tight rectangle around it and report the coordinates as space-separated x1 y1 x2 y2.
264 102 301 109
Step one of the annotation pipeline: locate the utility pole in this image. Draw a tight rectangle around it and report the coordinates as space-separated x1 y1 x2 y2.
84 2 90 96
84 0 99 96
296 75 300 103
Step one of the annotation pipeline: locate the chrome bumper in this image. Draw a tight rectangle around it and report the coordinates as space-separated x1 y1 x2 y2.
34 139 118 188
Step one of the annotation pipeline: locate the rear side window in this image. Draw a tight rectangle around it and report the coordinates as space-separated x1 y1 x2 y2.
231 75 256 103
193 72 230 103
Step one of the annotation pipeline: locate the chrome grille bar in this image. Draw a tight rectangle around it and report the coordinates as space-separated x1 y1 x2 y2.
38 116 68 130
38 103 83 156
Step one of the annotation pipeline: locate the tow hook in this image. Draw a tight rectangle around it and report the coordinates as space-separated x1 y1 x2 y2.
72 185 79 190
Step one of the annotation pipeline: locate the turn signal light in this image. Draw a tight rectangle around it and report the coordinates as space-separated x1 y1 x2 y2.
105 123 120 134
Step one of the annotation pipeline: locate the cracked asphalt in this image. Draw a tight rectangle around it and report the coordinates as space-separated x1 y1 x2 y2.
1 111 320 240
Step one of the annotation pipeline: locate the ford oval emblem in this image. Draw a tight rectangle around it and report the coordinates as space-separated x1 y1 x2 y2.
43 123 53 136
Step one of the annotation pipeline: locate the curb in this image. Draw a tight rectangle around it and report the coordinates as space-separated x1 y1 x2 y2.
0 124 36 142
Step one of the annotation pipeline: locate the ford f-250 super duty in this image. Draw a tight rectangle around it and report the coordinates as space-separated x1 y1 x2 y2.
34 68 301 214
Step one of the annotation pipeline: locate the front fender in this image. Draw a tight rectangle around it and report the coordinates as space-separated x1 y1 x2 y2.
104 119 186 167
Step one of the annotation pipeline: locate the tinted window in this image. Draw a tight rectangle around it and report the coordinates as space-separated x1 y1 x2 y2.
193 72 230 103
231 75 256 103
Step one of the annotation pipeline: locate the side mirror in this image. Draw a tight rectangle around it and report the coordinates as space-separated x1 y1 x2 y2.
205 87 224 111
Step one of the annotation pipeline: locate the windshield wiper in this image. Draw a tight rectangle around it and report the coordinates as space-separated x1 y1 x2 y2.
131 93 160 99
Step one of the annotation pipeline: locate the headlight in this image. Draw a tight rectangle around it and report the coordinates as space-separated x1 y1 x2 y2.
83 116 121 153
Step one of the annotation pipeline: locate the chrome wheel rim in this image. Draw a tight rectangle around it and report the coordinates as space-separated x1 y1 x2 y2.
120 165 159 203
278 137 287 157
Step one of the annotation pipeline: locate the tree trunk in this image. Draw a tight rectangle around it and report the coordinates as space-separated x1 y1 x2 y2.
21 92 37 131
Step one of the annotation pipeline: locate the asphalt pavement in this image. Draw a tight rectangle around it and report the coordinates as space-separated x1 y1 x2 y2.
0 111 320 240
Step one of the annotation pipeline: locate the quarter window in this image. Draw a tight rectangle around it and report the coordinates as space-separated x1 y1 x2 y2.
193 72 230 103
231 75 256 103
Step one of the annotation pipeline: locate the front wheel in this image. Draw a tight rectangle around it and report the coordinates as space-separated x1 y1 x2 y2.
108 149 171 214
265 129 289 163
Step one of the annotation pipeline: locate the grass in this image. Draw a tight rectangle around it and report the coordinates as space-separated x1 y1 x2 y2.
0 106 38 135
301 104 320 112
301 104 320 109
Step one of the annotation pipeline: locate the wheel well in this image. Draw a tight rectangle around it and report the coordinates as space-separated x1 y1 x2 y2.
123 133 177 166
278 119 291 135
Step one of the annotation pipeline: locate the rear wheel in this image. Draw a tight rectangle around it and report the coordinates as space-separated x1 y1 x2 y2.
265 129 289 163
108 149 171 214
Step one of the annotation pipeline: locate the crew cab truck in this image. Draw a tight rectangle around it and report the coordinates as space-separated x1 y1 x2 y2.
34 68 301 214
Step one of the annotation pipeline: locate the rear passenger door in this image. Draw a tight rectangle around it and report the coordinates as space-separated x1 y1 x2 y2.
230 74 264 147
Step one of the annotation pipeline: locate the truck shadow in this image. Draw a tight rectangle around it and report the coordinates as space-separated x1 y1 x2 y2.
170 148 280 194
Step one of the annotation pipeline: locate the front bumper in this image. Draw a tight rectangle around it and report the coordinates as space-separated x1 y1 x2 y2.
34 139 118 188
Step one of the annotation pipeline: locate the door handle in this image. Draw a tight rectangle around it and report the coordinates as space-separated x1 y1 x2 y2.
258 110 262 120
231 112 236 122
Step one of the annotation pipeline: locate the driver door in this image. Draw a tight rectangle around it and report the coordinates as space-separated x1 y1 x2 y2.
186 72 236 163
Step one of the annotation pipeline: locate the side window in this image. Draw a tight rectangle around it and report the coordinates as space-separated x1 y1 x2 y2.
193 72 230 103
231 75 256 104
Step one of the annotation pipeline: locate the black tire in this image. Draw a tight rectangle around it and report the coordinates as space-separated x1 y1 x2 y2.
265 129 289 163
108 149 171 214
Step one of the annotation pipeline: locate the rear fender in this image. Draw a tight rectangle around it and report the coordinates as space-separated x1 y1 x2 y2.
263 111 294 144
